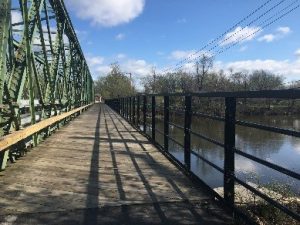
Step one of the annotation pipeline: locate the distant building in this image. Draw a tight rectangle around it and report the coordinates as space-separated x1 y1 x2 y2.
95 95 102 102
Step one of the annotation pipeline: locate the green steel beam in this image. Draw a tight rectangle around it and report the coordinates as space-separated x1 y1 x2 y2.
0 0 94 170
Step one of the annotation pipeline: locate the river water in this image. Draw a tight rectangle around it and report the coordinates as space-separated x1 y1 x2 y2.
149 115 300 193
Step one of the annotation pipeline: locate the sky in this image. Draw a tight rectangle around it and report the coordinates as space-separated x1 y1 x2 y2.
41 0 300 86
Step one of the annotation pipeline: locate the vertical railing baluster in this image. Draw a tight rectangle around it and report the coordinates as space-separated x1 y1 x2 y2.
152 96 156 141
224 97 236 207
129 97 132 123
126 97 129 120
164 95 169 152
133 96 136 125
143 96 147 133
137 95 140 128
121 98 124 117
120 98 121 116
123 98 126 118
184 95 192 170
124 98 126 118
123 98 125 118
118 97 121 114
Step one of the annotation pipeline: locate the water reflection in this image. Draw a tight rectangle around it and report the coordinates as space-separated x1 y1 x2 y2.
153 115 300 192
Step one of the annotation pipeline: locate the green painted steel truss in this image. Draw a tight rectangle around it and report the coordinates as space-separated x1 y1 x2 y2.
0 0 94 136
0 0 94 168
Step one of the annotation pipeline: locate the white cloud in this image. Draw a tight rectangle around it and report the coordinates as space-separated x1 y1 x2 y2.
95 65 111 76
295 49 300 57
11 11 22 24
93 57 154 82
67 0 145 27
93 57 154 91
216 59 300 81
258 34 275 43
122 59 153 77
117 53 126 59
86 55 106 78
181 62 195 73
169 50 211 61
87 56 104 67
115 33 125 40
258 26 291 43
11 11 23 31
277 26 291 34
220 26 261 46
169 50 197 60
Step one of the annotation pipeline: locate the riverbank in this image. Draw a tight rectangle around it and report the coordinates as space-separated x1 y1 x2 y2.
214 183 300 225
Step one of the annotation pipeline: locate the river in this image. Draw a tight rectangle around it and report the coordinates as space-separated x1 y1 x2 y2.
148 115 300 194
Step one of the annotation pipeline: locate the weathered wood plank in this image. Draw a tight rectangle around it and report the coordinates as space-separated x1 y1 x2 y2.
0 104 93 152
0 103 233 224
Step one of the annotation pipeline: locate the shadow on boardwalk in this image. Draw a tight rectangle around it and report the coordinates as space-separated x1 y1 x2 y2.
0 104 233 225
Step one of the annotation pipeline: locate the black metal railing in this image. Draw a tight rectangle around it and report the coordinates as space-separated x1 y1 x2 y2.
106 89 300 222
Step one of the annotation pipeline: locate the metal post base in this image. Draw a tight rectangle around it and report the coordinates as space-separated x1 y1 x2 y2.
0 150 9 171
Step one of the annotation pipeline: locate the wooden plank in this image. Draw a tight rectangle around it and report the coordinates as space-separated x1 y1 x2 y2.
0 104 93 152
0 103 233 225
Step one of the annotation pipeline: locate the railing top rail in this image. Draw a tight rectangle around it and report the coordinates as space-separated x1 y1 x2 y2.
107 93 300 222
119 89 300 99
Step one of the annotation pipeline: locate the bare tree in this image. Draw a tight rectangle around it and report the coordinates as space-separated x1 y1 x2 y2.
195 55 214 91
151 67 157 93
230 71 249 91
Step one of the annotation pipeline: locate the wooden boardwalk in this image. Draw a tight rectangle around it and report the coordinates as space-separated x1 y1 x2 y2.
0 104 233 225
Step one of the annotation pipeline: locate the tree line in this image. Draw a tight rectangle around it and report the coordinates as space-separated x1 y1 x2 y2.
95 56 299 99
142 56 285 94
94 63 136 99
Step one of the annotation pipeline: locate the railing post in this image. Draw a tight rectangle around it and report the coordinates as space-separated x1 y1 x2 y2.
124 98 126 118
125 98 127 119
126 97 129 120
137 96 140 127
143 96 147 132
164 95 169 152
129 97 132 123
224 97 236 207
132 96 136 125
123 98 125 118
152 96 156 141
122 98 124 117
184 95 192 170
122 98 125 117
120 98 122 116
118 97 121 114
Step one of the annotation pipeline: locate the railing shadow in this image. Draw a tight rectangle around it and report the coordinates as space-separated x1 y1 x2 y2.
104 105 232 224
83 104 101 224
0 104 232 225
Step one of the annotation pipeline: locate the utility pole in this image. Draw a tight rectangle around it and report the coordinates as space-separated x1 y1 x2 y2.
152 67 156 93
128 73 132 86
125 72 133 91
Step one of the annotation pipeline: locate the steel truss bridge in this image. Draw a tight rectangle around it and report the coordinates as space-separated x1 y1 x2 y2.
0 1 299 225
0 0 94 167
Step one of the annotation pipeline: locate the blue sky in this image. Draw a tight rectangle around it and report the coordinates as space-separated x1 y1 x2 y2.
66 0 300 85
